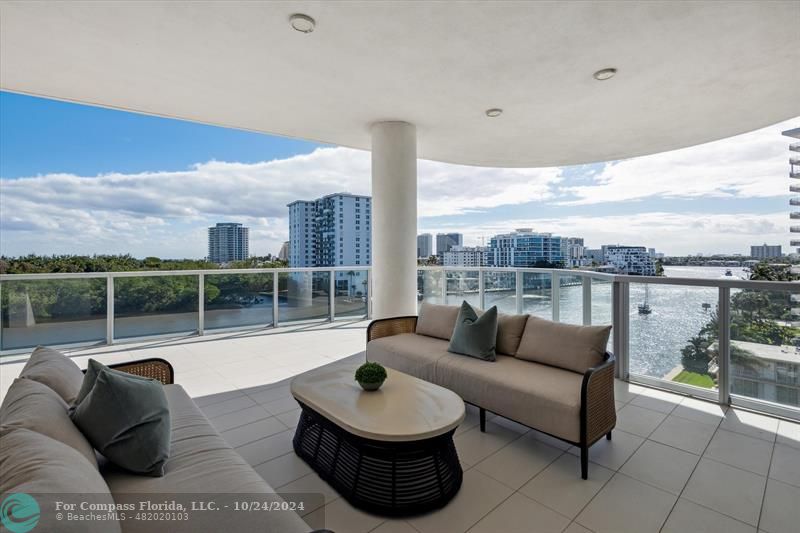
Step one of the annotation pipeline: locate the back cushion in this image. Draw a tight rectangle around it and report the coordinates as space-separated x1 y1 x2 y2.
19 346 84 404
0 428 121 533
496 313 529 355
515 316 611 373
416 303 460 340
0 378 98 468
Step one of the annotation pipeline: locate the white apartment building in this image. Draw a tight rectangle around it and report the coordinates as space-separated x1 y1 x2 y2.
288 193 371 267
417 233 433 259
488 229 564 267
604 245 656 276
562 237 586 268
207 222 249 263
443 246 489 267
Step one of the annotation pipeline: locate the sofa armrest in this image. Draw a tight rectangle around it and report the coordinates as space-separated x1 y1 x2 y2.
367 316 418 343
105 358 175 385
580 352 616 445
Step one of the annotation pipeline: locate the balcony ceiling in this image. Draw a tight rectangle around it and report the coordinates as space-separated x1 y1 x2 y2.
1 1 798 167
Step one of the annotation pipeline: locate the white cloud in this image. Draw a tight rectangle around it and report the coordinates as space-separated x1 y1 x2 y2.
422 212 788 256
0 147 561 257
560 118 798 205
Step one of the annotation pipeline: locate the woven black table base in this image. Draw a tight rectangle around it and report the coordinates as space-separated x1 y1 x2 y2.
292 400 463 517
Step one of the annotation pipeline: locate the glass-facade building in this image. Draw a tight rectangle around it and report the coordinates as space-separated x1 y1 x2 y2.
488 229 564 267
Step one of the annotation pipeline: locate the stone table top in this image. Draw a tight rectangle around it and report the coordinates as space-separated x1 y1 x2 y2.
290 364 465 442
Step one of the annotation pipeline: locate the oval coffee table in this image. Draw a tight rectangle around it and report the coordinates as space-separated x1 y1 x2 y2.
290 364 465 516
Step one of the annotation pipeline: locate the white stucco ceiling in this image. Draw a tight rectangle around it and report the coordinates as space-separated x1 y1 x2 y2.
1 0 798 167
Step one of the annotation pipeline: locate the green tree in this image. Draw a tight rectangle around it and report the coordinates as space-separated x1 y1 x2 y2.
681 335 712 374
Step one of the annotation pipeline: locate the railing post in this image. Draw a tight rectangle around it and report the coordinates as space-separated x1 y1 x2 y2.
272 272 279 327
515 270 523 314
329 270 335 322
197 273 205 336
478 268 485 309
106 275 114 345
718 287 731 405
612 280 629 380
0 281 4 351
551 271 560 322
582 276 592 325
440 268 447 304
367 269 373 319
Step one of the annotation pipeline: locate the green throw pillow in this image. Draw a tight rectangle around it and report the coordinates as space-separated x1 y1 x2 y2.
74 358 152 407
448 301 499 361
70 362 171 476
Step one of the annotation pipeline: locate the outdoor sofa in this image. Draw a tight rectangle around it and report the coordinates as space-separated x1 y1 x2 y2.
0 347 314 533
367 303 616 479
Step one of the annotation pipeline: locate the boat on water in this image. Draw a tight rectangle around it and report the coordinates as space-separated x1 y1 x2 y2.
725 269 733 276
638 285 652 315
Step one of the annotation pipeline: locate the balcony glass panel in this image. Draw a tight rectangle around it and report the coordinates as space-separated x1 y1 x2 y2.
591 277 614 351
1 278 107 351
729 288 800 410
114 275 198 339
279 271 330 323
629 282 719 393
446 270 480 308
591 278 613 325
203 273 274 330
334 270 369 319
558 274 584 324
483 271 517 314
521 272 552 319
417 269 444 308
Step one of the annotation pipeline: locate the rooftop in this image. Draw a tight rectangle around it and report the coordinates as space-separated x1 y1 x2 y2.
1 321 798 533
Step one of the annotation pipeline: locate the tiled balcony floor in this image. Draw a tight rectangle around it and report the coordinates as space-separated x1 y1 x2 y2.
2 321 799 533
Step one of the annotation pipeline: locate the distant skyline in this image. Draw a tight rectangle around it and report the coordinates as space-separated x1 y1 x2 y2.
0 91 797 258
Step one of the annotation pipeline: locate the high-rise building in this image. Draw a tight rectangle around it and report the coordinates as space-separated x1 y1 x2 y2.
488 229 564 267
604 245 656 276
288 193 371 267
417 233 433 258
562 237 586 268
278 241 290 261
785 127 800 253
751 244 782 259
443 246 489 267
436 233 463 257
207 223 249 263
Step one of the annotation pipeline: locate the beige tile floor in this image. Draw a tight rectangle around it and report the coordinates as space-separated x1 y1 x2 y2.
3 320 799 533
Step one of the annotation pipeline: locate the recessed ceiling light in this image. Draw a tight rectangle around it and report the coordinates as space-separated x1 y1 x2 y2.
290 13 315 33
593 68 617 81
485 108 503 118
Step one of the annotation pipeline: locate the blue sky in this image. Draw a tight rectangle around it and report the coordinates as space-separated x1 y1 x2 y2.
0 91 796 258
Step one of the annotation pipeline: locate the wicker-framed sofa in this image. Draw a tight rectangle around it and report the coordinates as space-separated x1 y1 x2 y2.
366 304 616 480
0 346 314 533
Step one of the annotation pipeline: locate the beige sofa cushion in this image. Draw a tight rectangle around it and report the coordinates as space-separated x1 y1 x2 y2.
368 332 451 382
102 384 309 533
516 316 611 374
496 313 529 355
1 378 98 468
434 354 583 442
19 346 85 404
415 302 459 340
0 428 121 533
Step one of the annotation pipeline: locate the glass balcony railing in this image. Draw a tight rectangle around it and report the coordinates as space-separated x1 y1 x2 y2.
204 272 274 331
0 277 107 351
2 266 799 421
114 274 199 339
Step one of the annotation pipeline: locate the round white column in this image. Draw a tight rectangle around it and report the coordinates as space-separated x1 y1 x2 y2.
371 121 418 319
